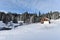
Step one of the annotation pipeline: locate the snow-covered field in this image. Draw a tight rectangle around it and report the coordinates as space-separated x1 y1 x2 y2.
0 19 60 40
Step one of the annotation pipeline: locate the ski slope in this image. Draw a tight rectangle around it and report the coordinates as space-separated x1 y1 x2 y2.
0 19 60 40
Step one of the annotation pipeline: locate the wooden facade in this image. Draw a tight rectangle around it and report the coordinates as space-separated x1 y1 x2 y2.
40 17 50 24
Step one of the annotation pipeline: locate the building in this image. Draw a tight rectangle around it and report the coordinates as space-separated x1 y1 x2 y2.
50 11 59 19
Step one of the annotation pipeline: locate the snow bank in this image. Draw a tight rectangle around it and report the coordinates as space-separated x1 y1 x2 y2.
44 21 49 24
18 21 24 24
0 21 6 27
0 19 60 40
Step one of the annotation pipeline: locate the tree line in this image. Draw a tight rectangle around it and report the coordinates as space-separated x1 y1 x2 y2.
0 11 60 24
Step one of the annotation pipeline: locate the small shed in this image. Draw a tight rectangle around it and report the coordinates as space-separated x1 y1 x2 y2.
40 17 50 24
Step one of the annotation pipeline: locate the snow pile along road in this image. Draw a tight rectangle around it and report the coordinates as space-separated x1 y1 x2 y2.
0 19 60 40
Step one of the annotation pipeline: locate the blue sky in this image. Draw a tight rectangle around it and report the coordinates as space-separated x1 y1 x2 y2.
0 0 60 14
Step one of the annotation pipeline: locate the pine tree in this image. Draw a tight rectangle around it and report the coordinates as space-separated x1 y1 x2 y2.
39 11 41 17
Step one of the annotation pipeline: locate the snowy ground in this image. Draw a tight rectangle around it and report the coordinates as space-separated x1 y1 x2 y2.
0 19 60 40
